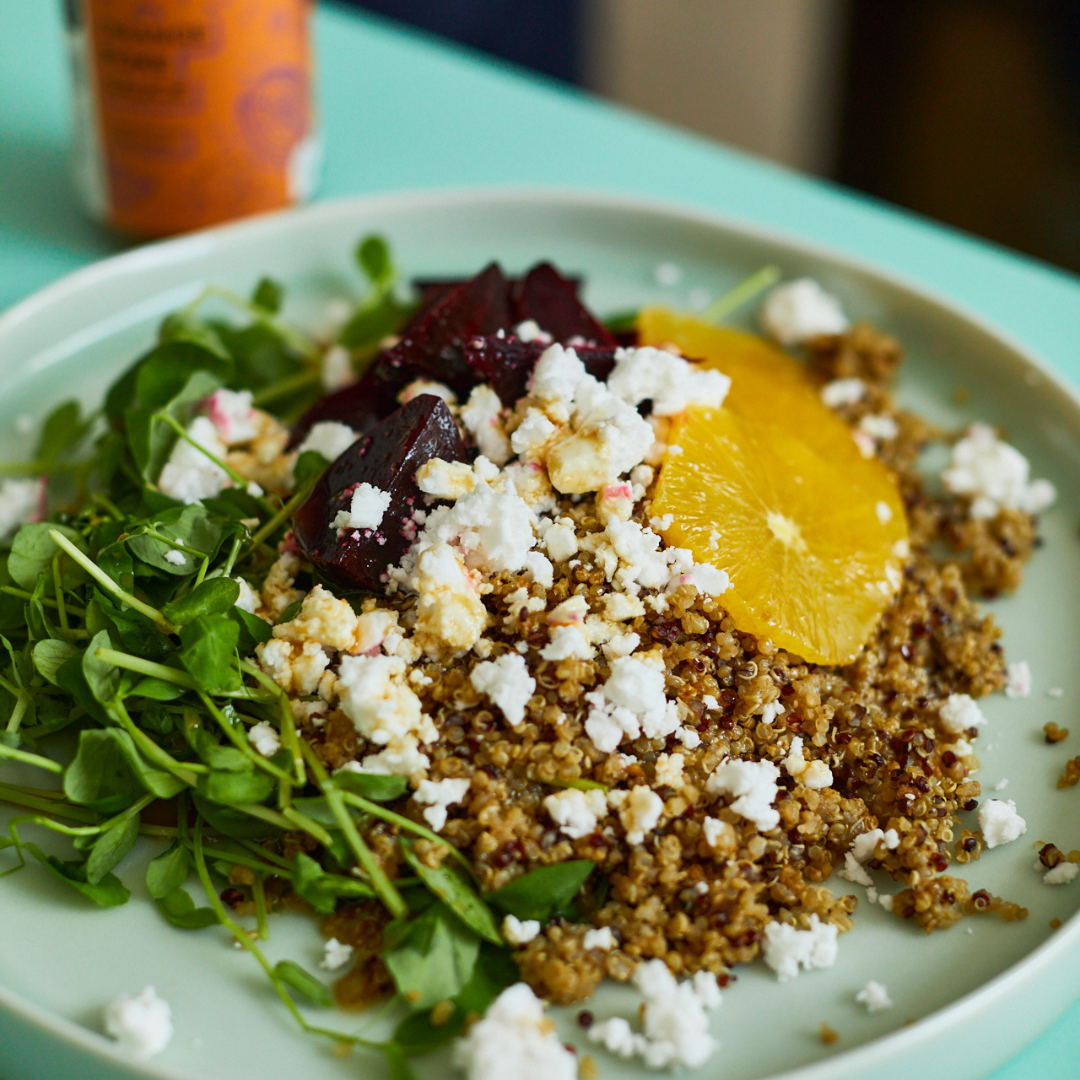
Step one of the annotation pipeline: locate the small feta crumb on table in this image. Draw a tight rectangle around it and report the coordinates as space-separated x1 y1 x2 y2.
1042 862 1079 885
762 914 839 981
103 986 173 1058
1005 660 1031 699
1047 687 1064 698
502 914 541 945
761 279 849 345
978 798 1027 849
938 693 986 734
855 980 893 1012
320 937 354 971
653 261 683 287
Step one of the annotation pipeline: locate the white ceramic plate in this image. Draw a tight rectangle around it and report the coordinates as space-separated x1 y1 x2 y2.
1 189 1079 1080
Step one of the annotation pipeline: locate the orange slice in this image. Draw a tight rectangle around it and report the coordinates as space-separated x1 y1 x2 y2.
642 310 908 665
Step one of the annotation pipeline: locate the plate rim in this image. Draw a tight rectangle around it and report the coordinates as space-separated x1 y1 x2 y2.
1 182 1078 1080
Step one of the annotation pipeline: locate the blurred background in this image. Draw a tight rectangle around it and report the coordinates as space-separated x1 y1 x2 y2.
343 0 1080 274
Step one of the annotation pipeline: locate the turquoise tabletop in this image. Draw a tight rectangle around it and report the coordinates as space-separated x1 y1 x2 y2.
1 3 1079 1080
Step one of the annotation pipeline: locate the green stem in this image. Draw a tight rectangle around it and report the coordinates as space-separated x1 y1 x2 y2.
0 586 86 616
195 696 294 785
0 784 101 823
0 743 62 774
97 648 275 702
199 284 319 361
252 874 269 941
48 530 175 633
51 555 69 632
240 661 305 784
250 369 322 407
90 491 125 520
243 481 315 557
543 777 609 793
238 838 293 872
7 792 156 839
109 697 202 784
280 807 335 849
157 413 261 502
700 264 782 324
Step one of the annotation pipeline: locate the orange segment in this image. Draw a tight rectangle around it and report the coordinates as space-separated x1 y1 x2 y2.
640 310 908 665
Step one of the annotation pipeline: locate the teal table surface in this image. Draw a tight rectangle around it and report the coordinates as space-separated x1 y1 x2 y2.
1 3 1079 1079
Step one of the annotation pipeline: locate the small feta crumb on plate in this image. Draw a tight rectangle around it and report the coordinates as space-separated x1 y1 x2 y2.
103 986 173 1058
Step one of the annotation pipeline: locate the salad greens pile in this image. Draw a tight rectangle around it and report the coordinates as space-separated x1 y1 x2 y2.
0 236 599 1074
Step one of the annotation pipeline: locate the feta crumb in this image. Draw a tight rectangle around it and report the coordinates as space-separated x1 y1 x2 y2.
452 983 577 1080
1005 660 1031 699
543 787 607 839
460 384 511 465
761 914 839 981
781 736 833 790
414 776 471 831
604 593 645 621
978 798 1027 849
470 652 536 726
163 548 186 566
653 261 683 287
398 378 456 405
858 413 898 441
296 420 358 462
514 319 552 345
103 986 173 1058
321 345 355 391
608 345 730 416
0 477 44 539
839 852 873 887
233 577 260 614
942 423 1056 519
761 279 849 345
415 458 476 500
332 482 391 532
702 816 734 851
607 786 664 844
320 937 354 971
1042 861 1079 885
540 624 594 661
511 408 558 459
502 915 541 945
938 693 987 734
583 927 617 951
1048 687 1064 698
542 520 578 562
820 378 866 408
157 415 229 504
653 752 685 789
850 828 900 864
248 721 281 758
875 500 893 525
203 388 257 444
855 980 893 1012
706 758 781 830
994 778 1009 791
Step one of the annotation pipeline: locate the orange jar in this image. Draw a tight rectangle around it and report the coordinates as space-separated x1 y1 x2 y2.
64 0 319 238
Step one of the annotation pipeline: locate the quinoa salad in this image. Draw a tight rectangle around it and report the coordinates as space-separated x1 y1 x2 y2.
0 238 1069 1077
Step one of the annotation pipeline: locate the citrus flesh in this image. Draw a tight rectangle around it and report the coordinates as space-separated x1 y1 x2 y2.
643 310 908 665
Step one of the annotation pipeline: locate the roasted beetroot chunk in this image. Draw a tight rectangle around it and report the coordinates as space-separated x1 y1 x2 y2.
291 395 466 591
510 263 618 348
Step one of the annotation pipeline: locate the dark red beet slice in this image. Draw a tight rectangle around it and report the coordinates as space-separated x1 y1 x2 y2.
510 263 618 348
291 395 466 591
459 336 545 405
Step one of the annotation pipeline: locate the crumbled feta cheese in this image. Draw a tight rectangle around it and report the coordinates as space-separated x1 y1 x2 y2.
820 378 866 408
296 420 358 462
543 787 607 839
321 345 355 392
761 914 839 981
528 343 588 405
415 458 476 500
759 701 784 725
0 477 43 539
320 937 354 971
234 577 260 614
158 415 229 504
602 631 640 660
942 423 1056 519
542 520 578 562
595 481 635 524
511 409 558 459
839 851 873 887
654 752 684 789
522 550 553 588
414 776 471 831
600 656 677 740
608 786 664 844
502 914 541 945
540 624 594 661
604 593 645 621
978 798 1027 849
514 320 552 345
163 548 186 566
994 778 1009 791
706 759 781 830
460 384 511 465
781 736 833 790
398 378 456 405
608 345 730 416
452 983 577 1080
332 482 391 532
103 986 173 1058
470 652 536 727
702 816 734 851
256 637 330 695
850 828 900 864
412 543 489 653
876 500 893 525
204 388 257 444
583 927 617 951
653 261 683 287
426 483 537 574
855 980 892 1012
761 279 848 345
938 693 987 734
1041 861 1079 885
547 595 588 625
682 561 731 596
1005 660 1031 699
858 413 898 441
248 721 281 758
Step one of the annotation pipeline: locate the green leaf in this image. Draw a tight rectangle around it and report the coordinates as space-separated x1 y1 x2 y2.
251 277 284 314
55 653 108 724
32 639 78 685
383 904 479 1013
86 813 140 885
196 764 274 806
82 629 121 705
178 614 241 694
192 793 279 840
338 296 411 350
384 1042 419 1080
275 960 332 1008
90 591 175 664
163 578 240 626
230 606 272 656
35 400 90 470
8 523 88 591
276 598 302 625
330 771 408 803
158 312 231 360
291 850 375 914
155 886 219 929
146 842 190 899
128 504 224 574
64 727 185 812
22 842 130 906
356 235 393 289
211 321 306 392
392 942 517 1055
293 449 329 487
130 677 187 702
485 860 596 923
400 839 502 945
